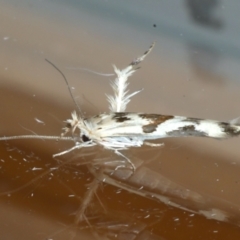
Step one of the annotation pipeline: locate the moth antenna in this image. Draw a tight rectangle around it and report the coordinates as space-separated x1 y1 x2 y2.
45 59 83 116
0 135 74 141
66 67 115 77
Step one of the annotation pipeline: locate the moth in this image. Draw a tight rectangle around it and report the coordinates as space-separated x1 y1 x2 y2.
1 42 240 173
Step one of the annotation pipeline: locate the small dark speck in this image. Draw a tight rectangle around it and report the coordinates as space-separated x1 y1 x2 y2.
153 24 157 27
82 135 90 142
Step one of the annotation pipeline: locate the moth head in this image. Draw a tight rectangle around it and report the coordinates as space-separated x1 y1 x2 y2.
61 111 92 144
61 111 81 137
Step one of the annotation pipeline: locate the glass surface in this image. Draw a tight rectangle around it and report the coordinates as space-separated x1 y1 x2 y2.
1 0 240 239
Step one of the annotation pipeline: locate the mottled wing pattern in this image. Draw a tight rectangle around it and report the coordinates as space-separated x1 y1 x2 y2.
86 113 240 146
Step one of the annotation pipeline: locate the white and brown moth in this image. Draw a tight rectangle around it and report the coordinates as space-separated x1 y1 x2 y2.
1 42 240 169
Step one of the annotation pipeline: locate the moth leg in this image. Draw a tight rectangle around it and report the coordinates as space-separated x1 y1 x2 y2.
53 142 95 157
74 178 100 224
114 150 136 175
144 142 164 147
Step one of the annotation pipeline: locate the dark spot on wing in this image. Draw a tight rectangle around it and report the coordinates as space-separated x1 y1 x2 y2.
112 112 131 123
139 114 174 122
183 117 201 124
142 124 158 133
219 122 240 136
167 125 206 137
140 114 174 133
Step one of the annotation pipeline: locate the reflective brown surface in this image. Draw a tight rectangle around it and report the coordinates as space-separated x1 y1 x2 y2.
1 87 240 239
1 1 240 239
